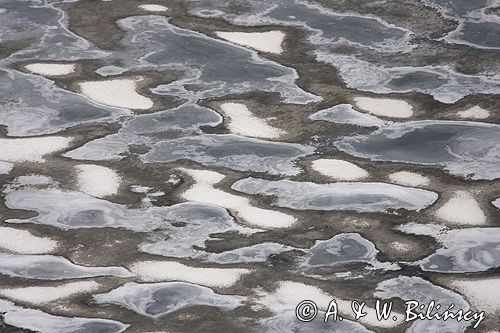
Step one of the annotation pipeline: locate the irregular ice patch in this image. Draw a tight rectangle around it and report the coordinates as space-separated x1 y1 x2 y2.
219 102 284 138
400 225 500 273
24 63 75 76
143 134 313 176
216 31 284 54
231 178 438 213
457 106 490 119
0 136 72 163
0 161 14 174
0 299 128 333
311 158 368 181
388 171 430 187
129 261 250 287
435 191 486 225
206 243 292 264
180 168 296 228
309 103 386 127
139 4 168 12
0 281 100 305
450 278 500 314
375 276 470 332
260 281 403 329
354 97 413 118
336 120 500 180
0 227 58 254
75 164 121 198
0 255 131 280
95 282 244 318
79 78 154 110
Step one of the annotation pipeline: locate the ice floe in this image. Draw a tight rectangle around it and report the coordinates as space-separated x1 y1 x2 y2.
79 78 154 110
24 63 75 76
75 164 121 198
450 278 500 314
179 168 297 228
0 227 58 254
95 282 244 318
0 136 72 163
309 103 386 127
139 4 168 12
0 281 100 305
0 299 128 333
215 31 285 54
435 191 486 225
219 102 284 138
376 276 471 332
142 135 313 176
0 161 14 174
388 171 430 187
336 120 500 180
231 178 438 213
0 255 131 280
354 97 413 118
311 159 369 181
129 261 250 287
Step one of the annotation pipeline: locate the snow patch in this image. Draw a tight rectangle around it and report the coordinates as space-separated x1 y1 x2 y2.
216 31 285 54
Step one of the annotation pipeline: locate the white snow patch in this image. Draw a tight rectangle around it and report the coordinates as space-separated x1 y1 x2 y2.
354 97 413 118
457 106 490 119
24 63 75 76
216 31 285 54
130 261 250 287
79 78 154 110
450 278 500 314
388 171 430 187
179 168 296 228
0 227 58 254
219 103 284 138
311 159 368 181
75 164 121 198
139 4 168 12
0 137 72 163
0 161 13 174
0 281 100 305
436 191 486 225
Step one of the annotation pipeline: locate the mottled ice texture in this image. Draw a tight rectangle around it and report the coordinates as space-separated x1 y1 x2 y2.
435 191 486 225
311 159 369 181
450 278 500 314
95 282 244 318
219 102 284 138
0 70 128 136
0 255 131 280
375 276 470 332
0 136 72 163
0 299 128 333
190 0 412 52
179 168 297 228
142 135 314 176
336 120 500 180
231 178 438 213
0 281 100 305
75 164 121 198
5 187 255 259
205 243 292 264
309 104 386 127
354 97 413 118
64 104 222 161
0 227 58 254
129 261 250 287
317 53 500 104
216 31 285 54
24 63 75 76
79 79 154 110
